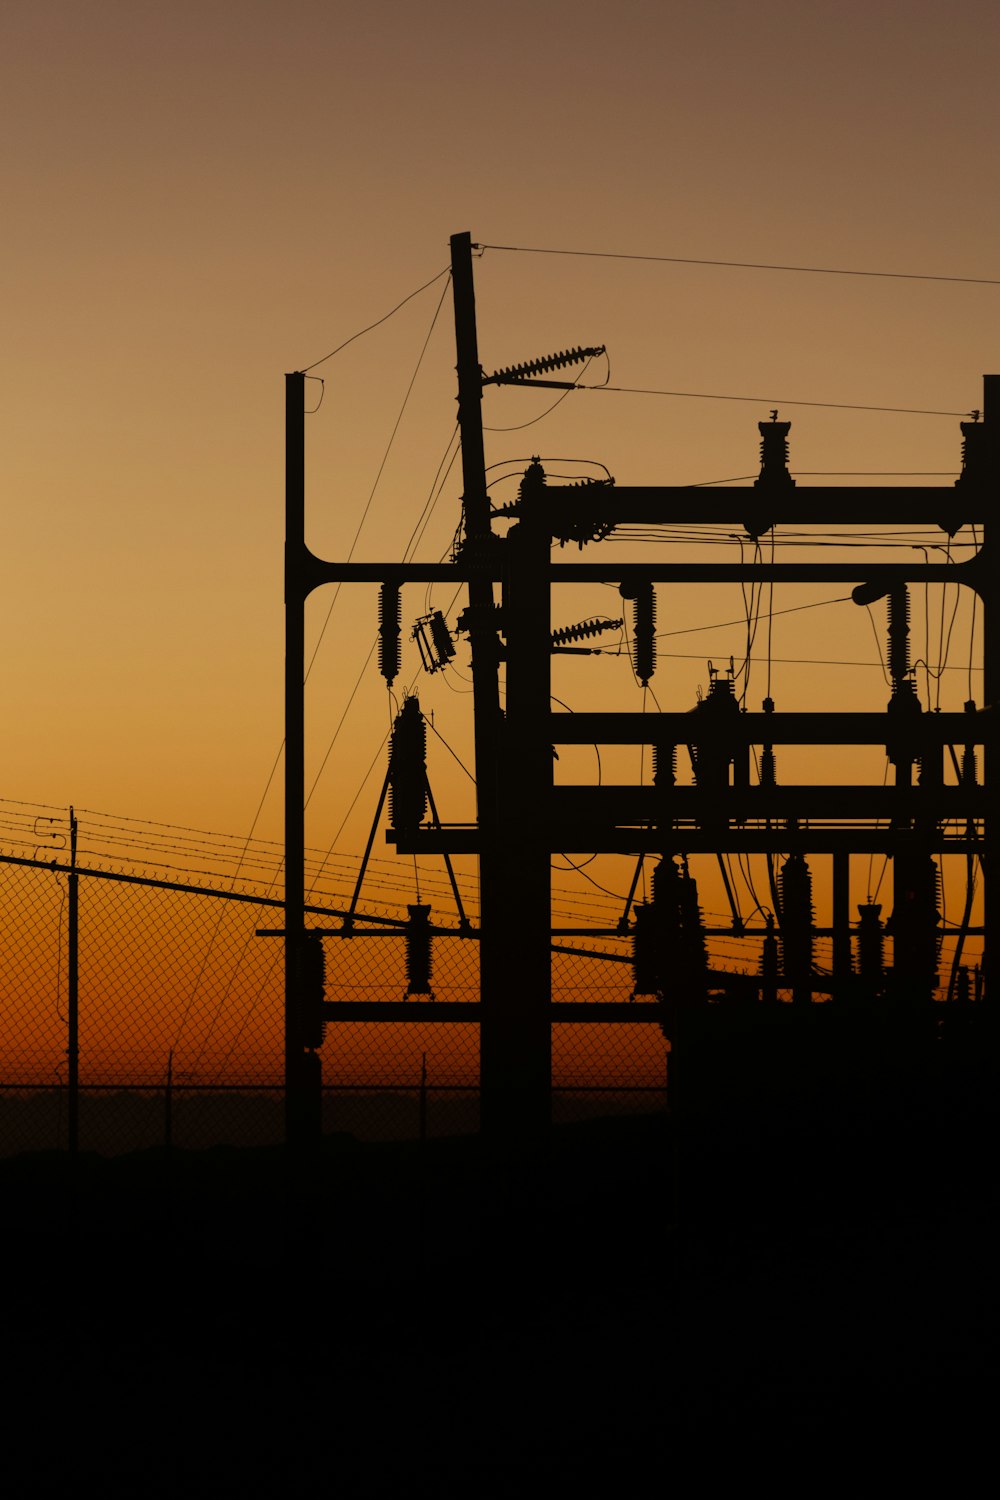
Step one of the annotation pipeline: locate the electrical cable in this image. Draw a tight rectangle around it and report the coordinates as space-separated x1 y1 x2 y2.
863 605 892 687
182 282 458 1049
304 277 452 682
304 640 378 811
596 593 854 646
484 355 598 432
476 241 1000 288
573 385 968 417
300 266 450 373
425 719 476 784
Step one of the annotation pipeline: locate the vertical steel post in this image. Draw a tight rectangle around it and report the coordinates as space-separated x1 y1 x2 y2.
67 806 78 1155
832 850 851 991
284 371 313 1146
981 375 997 1009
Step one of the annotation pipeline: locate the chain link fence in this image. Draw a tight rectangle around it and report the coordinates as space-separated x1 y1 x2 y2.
0 851 666 1156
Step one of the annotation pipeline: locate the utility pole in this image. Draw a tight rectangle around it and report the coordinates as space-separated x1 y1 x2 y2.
67 806 78 1155
450 233 552 1137
285 369 320 1146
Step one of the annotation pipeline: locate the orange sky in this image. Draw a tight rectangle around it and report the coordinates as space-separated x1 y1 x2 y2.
2 2 995 956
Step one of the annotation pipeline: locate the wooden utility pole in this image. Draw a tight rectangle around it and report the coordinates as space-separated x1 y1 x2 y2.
451 233 552 1137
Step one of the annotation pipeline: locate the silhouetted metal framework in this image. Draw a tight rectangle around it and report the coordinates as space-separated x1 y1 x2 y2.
283 231 994 1145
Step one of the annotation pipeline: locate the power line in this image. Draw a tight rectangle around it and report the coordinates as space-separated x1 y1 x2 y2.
654 650 982 672
575 384 967 418
476 242 1000 288
304 276 452 682
299 266 450 373
647 593 852 641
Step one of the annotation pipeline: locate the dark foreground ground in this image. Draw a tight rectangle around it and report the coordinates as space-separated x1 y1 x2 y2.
1 1073 996 1495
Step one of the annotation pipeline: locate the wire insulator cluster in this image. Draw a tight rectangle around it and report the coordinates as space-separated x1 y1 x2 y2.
886 585 911 685
962 744 978 786
755 417 794 489
779 852 815 1002
413 610 456 674
486 345 605 385
631 902 659 996
388 696 427 832
405 903 433 996
620 582 656 685
956 416 991 491
651 857 709 1009
550 616 623 647
760 915 779 1002
378 582 401 687
887 853 941 995
856 903 885 990
759 745 777 789
652 743 677 787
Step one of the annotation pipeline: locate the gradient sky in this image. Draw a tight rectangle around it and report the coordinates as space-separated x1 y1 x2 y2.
3 0 996 902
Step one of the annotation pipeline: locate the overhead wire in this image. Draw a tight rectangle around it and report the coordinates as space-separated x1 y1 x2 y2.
300 266 450 373
570 384 969 417
184 276 454 1057
475 241 1000 288
304 274 453 682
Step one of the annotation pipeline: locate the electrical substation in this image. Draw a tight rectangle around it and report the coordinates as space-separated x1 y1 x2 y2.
281 231 993 1145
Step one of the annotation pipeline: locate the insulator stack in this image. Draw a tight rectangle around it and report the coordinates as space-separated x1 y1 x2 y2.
486 345 605 384
677 863 709 987
706 662 736 704
887 853 941 998
760 915 779 1004
651 857 709 1009
954 410 995 508
378 582 401 687
429 611 456 668
300 931 327 1050
517 457 547 499
760 745 777 789
779 853 815 1003
620 582 656 685
886 586 912 686
690 664 740 825
632 902 659 996
856 903 885 991
405 903 433 996
550 616 623 647
753 413 794 504
962 743 978 786
413 611 456 674
959 417 984 479
652 743 677 787
388 695 427 832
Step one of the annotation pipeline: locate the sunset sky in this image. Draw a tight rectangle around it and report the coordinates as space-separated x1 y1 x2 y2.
3 0 996 917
